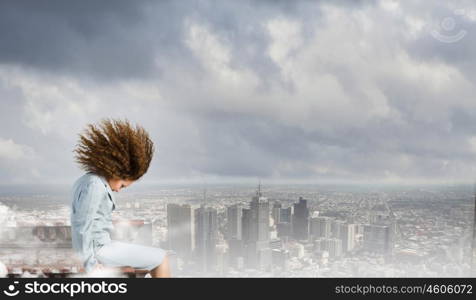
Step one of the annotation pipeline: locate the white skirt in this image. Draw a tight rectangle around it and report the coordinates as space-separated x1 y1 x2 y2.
95 240 167 271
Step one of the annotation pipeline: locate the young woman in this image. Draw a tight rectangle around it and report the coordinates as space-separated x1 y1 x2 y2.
70 118 170 277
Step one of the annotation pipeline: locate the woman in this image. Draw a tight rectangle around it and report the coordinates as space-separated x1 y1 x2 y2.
70 118 170 277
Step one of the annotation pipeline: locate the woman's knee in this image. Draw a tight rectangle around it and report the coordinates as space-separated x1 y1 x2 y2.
160 254 169 266
150 253 171 277
151 252 168 270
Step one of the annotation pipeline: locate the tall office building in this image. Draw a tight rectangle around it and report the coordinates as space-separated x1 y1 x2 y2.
310 216 332 239
340 223 357 252
227 204 243 267
330 220 356 252
242 208 252 244
167 204 193 258
292 197 309 240
227 204 242 240
272 202 282 225
194 206 218 272
242 187 271 270
276 205 292 238
280 207 292 223
331 220 345 238
276 222 292 238
250 192 270 242
363 224 395 255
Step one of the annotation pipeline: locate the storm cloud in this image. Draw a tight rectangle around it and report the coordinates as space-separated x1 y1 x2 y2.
0 0 475 185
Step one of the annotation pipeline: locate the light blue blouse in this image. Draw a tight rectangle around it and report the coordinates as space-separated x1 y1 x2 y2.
70 172 117 273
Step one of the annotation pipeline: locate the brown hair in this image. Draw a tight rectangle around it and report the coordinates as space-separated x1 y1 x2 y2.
73 118 155 181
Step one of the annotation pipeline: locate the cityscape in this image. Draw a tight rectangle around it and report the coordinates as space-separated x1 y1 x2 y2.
0 183 475 278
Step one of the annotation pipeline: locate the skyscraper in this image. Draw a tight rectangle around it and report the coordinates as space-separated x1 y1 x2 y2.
166 204 193 258
242 208 252 244
330 220 356 252
310 216 332 239
340 223 357 252
280 206 292 223
331 220 345 239
250 191 270 242
272 202 282 225
292 197 309 240
363 224 395 255
242 186 271 270
194 206 218 272
227 204 243 267
276 205 292 238
227 204 242 240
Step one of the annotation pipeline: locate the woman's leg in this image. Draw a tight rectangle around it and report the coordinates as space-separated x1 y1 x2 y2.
95 240 170 277
149 255 171 278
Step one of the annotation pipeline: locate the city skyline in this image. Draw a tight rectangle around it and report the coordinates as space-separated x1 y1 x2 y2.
1 183 474 277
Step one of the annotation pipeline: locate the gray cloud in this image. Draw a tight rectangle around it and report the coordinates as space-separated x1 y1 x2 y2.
0 0 475 185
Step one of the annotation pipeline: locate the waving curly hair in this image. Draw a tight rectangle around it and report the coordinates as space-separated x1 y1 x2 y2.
73 118 155 181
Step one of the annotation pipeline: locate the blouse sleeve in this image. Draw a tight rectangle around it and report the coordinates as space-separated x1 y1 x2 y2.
73 179 104 273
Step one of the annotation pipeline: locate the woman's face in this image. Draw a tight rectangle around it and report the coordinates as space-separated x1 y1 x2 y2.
107 178 135 192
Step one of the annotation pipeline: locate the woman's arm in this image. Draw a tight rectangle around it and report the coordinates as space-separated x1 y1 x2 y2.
73 178 104 273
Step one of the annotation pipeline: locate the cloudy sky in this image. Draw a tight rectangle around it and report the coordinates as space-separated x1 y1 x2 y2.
1 0 476 185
